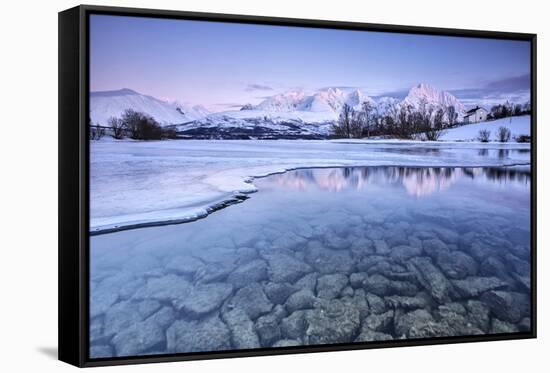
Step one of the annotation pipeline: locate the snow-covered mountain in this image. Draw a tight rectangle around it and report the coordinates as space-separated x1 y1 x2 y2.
90 88 209 126
91 84 468 139
175 84 468 139
402 83 465 114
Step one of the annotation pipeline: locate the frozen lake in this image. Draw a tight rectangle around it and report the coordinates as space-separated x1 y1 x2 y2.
90 164 531 358
90 139 531 233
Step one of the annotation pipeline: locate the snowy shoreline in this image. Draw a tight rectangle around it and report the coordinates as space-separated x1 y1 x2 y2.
90 139 531 235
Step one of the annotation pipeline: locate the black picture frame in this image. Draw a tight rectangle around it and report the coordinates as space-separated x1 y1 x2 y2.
59 4 537 368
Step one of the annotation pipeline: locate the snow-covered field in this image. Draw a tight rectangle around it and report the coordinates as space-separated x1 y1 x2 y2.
90 139 530 233
440 115 530 141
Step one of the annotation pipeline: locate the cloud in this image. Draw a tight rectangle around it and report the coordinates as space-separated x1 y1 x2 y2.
484 73 530 91
245 83 273 92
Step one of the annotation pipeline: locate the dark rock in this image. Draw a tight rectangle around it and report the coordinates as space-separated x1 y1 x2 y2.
146 307 176 329
264 282 298 305
112 317 166 356
341 286 354 297
304 299 361 344
356 255 388 272
104 301 146 339
355 329 393 342
490 318 519 334
422 239 450 259
265 254 312 283
452 276 507 298
316 274 349 299
390 245 423 263
285 289 316 313
294 273 318 292
394 309 436 337
436 251 478 279
132 274 192 303
505 253 530 277
466 300 490 332
350 272 368 289
227 283 273 320
167 316 231 353
518 317 531 332
407 257 454 303
385 294 431 310
481 291 522 323
363 310 394 332
222 308 261 349
272 339 302 347
305 245 355 274
256 312 282 346
280 310 308 340
194 262 235 283
227 259 268 288
363 274 418 297
366 293 387 314
173 283 233 318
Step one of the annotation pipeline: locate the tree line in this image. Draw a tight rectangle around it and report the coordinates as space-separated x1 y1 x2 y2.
488 101 531 121
331 98 457 140
89 109 177 141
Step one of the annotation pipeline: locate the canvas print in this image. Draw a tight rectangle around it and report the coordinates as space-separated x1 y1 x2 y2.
88 14 532 359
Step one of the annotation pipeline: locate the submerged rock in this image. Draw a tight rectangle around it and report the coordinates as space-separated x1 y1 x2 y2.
173 283 233 318
481 291 522 323
366 293 387 314
226 283 273 320
264 282 298 305
305 245 355 274
304 299 361 344
466 300 491 332
166 316 231 353
255 308 285 347
227 259 268 288
355 328 393 342
435 251 478 279
165 256 204 277
363 310 394 333
132 274 192 303
264 253 312 283
222 308 261 349
272 339 302 347
316 274 349 300
451 276 507 298
407 257 454 303
362 274 418 297
490 318 519 334
285 289 316 313
280 310 308 341
112 317 166 357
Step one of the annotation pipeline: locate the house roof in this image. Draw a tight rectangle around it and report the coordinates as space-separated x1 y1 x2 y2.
465 106 486 115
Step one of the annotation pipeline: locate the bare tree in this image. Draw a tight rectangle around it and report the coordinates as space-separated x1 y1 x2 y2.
121 109 162 140
423 108 445 141
331 103 355 138
446 105 458 127
497 126 511 142
360 101 374 138
108 116 126 139
477 129 491 142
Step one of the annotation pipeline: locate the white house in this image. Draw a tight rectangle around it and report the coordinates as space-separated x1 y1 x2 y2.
463 106 488 124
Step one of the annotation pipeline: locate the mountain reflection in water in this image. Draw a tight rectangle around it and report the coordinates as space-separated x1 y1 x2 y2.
261 166 531 197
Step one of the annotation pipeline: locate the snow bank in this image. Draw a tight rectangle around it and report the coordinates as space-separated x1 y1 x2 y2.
440 115 531 141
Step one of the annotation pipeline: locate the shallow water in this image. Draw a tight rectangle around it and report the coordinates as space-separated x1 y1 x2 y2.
89 165 531 358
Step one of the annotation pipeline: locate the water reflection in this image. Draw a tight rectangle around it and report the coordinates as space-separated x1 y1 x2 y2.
262 166 531 197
